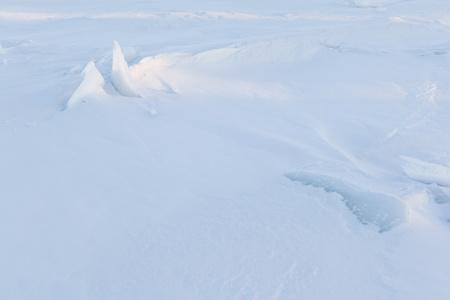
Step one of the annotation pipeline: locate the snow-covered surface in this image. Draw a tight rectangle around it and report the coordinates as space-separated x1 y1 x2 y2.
66 61 106 109
2 0 450 298
111 41 140 98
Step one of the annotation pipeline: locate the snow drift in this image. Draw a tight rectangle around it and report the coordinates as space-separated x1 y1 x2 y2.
3 0 450 299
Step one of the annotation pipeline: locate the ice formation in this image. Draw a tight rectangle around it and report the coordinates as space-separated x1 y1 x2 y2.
111 40 140 97
66 61 106 109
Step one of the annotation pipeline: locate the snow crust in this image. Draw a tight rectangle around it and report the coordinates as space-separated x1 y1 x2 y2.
2 0 450 299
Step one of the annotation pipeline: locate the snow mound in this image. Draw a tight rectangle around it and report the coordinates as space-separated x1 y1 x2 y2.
111 40 140 97
402 156 450 187
286 171 407 232
127 44 292 98
129 54 183 93
66 61 106 109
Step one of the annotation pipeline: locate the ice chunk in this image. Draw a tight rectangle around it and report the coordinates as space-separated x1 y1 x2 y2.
111 41 140 97
66 61 106 109
286 171 407 232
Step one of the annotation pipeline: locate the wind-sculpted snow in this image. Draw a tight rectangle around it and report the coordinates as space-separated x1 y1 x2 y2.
123 41 294 97
427 184 450 204
401 156 450 205
3 0 450 299
67 41 141 105
111 41 140 97
402 156 450 187
66 61 106 109
286 171 407 232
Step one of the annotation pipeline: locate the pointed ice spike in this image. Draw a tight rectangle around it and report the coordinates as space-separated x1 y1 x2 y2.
66 61 106 109
111 41 140 97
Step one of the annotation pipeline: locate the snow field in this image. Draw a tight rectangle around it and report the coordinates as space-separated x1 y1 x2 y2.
2 0 450 299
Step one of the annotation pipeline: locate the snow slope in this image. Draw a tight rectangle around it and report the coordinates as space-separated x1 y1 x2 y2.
1 0 450 299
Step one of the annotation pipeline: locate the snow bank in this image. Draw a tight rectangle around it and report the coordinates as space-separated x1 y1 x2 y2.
286 171 407 232
66 61 106 109
111 41 140 97
402 156 450 187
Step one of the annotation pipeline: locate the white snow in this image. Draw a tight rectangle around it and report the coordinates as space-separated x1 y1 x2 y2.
402 156 450 187
66 61 106 109
351 0 400 8
286 170 407 232
2 0 450 299
111 41 140 97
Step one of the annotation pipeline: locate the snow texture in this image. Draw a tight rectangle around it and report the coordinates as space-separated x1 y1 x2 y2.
2 0 450 299
66 61 106 109
427 184 450 204
111 40 140 97
286 171 407 232
402 156 450 187
351 0 400 7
